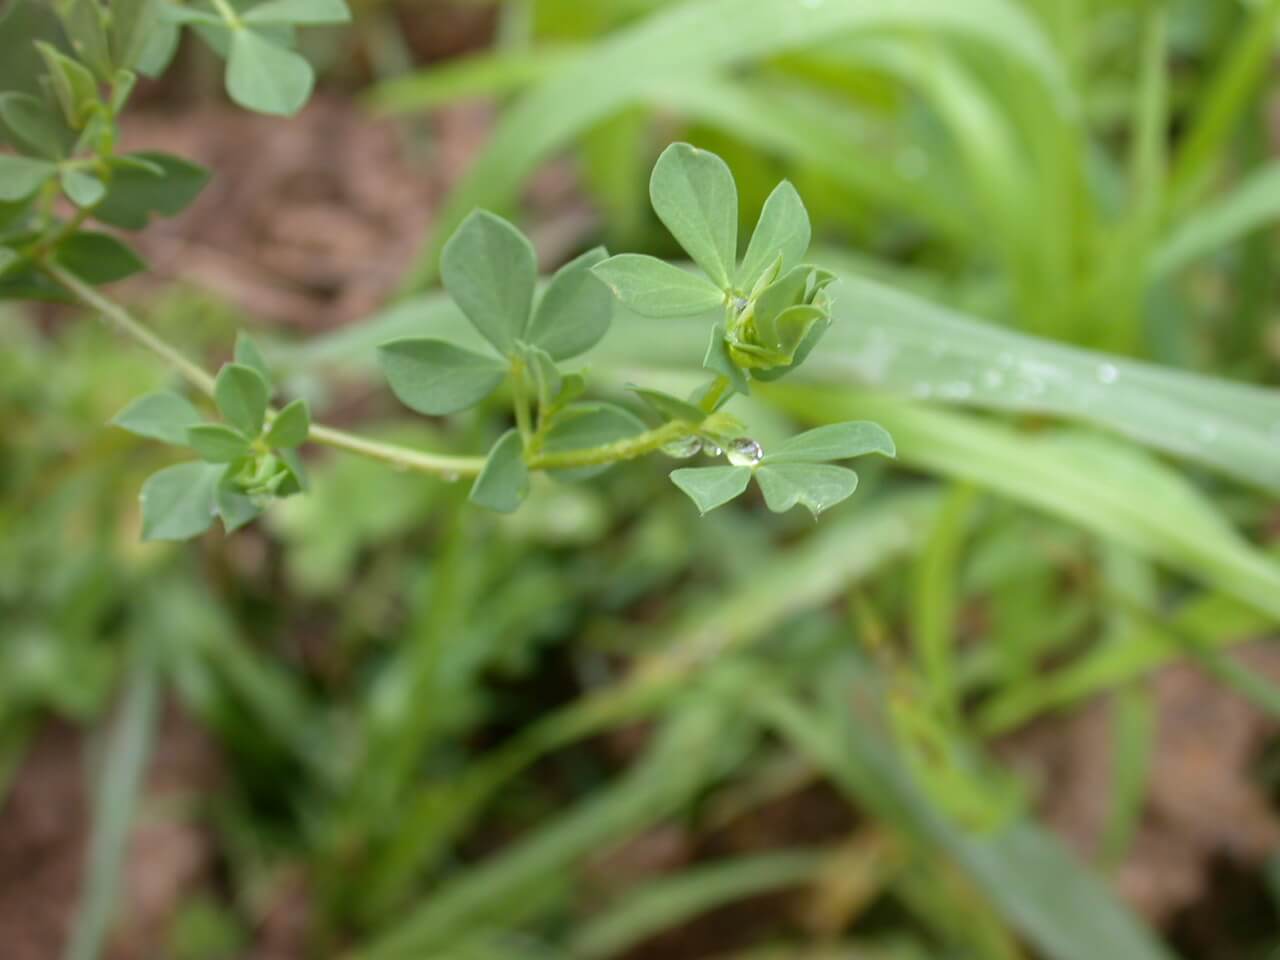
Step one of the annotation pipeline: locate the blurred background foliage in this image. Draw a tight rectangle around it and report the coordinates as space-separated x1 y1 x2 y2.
3 0 1280 958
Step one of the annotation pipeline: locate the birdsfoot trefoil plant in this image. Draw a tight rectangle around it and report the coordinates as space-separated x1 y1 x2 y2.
0 1 892 538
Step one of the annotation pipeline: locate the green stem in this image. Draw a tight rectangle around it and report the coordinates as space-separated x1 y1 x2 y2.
308 425 486 478
510 359 534 444
528 421 689 471
45 261 218 395
43 263 698 480
698 375 731 414
209 0 243 28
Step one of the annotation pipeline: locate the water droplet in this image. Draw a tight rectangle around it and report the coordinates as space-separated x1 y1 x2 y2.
704 443 723 458
982 369 1004 389
1196 423 1219 444
726 437 763 466
662 435 703 459
733 296 748 312
1095 363 1119 385
997 351 1017 368
442 472 460 484
911 382 933 400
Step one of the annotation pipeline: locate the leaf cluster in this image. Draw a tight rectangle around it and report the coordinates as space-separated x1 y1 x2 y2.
376 143 893 519
111 335 311 539
148 0 351 116
378 208 654 512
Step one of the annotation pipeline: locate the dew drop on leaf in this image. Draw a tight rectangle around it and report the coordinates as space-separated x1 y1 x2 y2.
1095 362 1119 384
661 435 702 459
726 437 763 466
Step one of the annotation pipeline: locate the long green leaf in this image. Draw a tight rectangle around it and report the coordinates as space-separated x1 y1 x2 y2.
65 641 160 960
403 0 1069 289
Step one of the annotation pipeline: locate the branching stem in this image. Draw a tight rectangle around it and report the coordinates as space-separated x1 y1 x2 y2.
42 263 701 481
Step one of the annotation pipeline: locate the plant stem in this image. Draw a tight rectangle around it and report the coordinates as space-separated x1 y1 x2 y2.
510 358 534 443
209 0 243 28
307 425 486 477
43 263 698 479
698 375 731 414
528 421 689 470
45 261 218 396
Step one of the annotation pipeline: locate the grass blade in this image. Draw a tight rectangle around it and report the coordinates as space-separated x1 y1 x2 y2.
403 0 1069 289
64 640 160 960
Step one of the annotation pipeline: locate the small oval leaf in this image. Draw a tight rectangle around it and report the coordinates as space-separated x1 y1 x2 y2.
378 338 506 416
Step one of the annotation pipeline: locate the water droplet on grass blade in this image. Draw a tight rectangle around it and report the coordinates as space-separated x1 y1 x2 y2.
726 437 763 466
1096 363 1119 384
661 435 702 459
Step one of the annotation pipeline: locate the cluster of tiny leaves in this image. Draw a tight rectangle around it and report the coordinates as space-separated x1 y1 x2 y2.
111 335 311 539
377 142 895 517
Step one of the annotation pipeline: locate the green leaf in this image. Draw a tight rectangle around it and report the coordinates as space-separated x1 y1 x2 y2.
736 180 810 289
34 41 98 128
187 423 253 462
754 462 859 516
60 0 113 79
135 19 179 76
591 254 724 318
278 446 309 493
526 246 611 360
378 338 506 416
60 167 106 207
748 311 830 382
0 92 73 159
0 247 17 275
630 386 706 424
0 155 56 201
215 363 270 436
266 398 310 448
753 265 811 327
702 322 750 395
440 210 536 355
94 152 210 229
110 391 204 445
139 461 223 541
649 142 737 289
469 429 528 513
542 402 647 481
53 231 146 284
215 479 262 533
669 465 751 515
758 304 822 360
763 422 896 464
233 331 273 388
110 0 159 70
244 0 351 25
226 28 315 116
